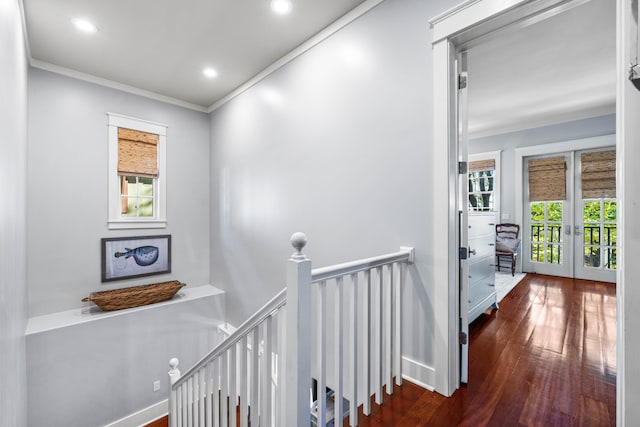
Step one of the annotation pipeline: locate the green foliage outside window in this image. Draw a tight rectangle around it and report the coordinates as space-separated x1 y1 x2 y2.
121 176 154 217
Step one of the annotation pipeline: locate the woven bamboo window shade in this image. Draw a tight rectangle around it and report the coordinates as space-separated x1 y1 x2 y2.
528 156 566 201
469 159 495 172
117 127 159 178
581 150 616 198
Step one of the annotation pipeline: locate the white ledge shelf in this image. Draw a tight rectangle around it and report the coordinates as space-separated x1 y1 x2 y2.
25 284 224 336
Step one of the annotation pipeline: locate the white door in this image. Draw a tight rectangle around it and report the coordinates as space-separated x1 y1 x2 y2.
523 152 573 277
457 53 469 384
522 149 616 282
574 150 617 282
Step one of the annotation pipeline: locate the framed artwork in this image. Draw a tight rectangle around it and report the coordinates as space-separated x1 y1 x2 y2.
101 235 171 282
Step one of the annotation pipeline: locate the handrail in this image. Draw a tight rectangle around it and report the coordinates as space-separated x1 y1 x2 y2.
312 249 413 283
172 287 286 389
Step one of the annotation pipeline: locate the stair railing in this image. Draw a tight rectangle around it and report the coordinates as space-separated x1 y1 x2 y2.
169 232 414 427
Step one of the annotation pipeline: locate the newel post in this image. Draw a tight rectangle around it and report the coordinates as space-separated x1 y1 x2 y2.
285 232 312 427
168 358 180 427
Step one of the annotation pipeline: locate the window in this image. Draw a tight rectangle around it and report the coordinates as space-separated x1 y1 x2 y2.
468 151 500 213
108 113 167 229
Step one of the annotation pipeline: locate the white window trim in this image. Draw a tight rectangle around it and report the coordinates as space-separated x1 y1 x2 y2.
107 112 167 229
468 150 501 215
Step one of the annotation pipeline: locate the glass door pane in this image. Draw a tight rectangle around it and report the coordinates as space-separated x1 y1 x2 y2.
577 198 616 280
529 201 564 265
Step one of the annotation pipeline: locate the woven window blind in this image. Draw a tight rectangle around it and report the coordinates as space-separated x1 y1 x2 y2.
469 159 495 172
528 156 566 201
581 150 616 198
117 127 159 178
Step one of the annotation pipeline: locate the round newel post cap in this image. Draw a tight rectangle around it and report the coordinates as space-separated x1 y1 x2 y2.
168 357 181 385
290 232 308 260
169 358 179 369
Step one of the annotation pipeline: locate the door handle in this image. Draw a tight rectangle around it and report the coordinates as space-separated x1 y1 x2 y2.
564 225 571 235
574 225 582 236
469 248 477 256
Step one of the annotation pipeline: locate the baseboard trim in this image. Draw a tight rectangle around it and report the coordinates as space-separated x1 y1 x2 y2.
104 400 168 427
402 356 436 391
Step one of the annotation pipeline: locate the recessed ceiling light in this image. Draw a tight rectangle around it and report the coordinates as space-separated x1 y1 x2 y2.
72 18 98 33
203 68 218 78
270 0 292 15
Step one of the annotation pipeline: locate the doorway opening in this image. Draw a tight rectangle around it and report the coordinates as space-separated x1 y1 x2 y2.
430 0 617 400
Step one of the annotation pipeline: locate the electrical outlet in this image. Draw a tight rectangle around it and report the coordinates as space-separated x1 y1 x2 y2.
153 380 160 392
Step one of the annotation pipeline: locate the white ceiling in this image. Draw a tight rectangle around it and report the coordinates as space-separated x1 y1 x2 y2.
466 0 616 138
22 0 370 111
22 0 616 136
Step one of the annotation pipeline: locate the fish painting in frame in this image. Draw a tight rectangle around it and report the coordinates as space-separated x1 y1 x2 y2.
101 235 171 282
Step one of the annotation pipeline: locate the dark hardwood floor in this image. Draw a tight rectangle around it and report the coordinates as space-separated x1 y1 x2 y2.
349 274 616 426
147 274 616 426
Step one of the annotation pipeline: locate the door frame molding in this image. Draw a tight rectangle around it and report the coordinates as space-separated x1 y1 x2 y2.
515 134 616 274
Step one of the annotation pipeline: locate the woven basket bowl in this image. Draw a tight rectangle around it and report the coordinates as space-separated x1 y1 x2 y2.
81 280 185 311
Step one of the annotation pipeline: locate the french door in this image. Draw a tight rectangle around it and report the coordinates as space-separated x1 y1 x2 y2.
523 149 616 283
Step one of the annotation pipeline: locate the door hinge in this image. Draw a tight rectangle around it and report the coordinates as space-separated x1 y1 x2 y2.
459 331 468 345
458 161 467 174
458 73 468 90
459 247 468 260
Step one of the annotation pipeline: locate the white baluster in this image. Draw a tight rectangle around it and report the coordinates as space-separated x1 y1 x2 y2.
169 358 181 427
362 270 371 416
178 385 185 427
385 264 393 395
182 380 188 427
334 276 344 426
201 367 207 426
349 273 358 427
213 357 220 427
276 306 286 427
240 336 248 427
375 266 383 405
264 315 273 427
285 232 312 427
196 369 201 427
250 327 259 426
205 363 212 427
316 280 327 427
220 352 228 427
187 377 194 426
229 343 237 427
394 262 403 387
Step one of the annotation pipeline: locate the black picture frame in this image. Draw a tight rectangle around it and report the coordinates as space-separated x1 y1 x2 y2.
101 235 171 282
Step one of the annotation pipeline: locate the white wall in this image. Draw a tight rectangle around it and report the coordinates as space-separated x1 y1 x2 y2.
26 69 218 425
210 0 458 383
470 114 616 222
27 68 212 317
0 0 28 425
26 291 225 427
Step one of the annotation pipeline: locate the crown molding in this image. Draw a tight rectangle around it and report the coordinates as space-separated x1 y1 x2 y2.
29 59 209 113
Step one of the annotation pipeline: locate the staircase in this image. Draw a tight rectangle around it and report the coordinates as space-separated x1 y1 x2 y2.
168 233 414 427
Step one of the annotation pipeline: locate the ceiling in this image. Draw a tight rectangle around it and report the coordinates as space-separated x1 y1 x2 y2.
22 0 616 136
22 0 371 111
466 0 616 138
